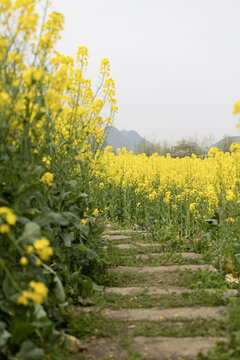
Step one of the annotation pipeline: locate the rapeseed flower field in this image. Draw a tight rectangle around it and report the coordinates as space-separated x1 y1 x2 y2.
1 0 240 359
92 144 240 271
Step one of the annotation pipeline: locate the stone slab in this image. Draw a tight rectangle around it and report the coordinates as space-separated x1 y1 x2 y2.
108 235 131 241
115 243 136 249
101 306 225 321
114 243 162 249
135 243 161 247
136 252 203 260
105 286 238 297
109 264 217 273
79 337 128 359
106 229 147 234
105 286 145 295
78 336 225 360
131 336 226 360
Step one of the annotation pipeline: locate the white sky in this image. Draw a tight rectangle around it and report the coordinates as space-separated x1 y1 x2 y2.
53 0 240 143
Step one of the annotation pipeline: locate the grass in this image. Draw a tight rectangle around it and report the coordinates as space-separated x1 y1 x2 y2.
109 248 205 267
47 349 77 360
173 269 238 290
98 268 237 289
136 318 226 337
98 270 147 287
91 290 228 309
67 310 128 339
66 311 227 340
197 299 240 360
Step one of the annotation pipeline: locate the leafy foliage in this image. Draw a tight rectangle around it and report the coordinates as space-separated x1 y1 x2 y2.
0 0 116 358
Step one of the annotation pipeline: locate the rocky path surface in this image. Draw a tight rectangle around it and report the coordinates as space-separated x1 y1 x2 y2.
79 228 233 360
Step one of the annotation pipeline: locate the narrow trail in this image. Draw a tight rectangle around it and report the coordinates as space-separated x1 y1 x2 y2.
78 227 234 360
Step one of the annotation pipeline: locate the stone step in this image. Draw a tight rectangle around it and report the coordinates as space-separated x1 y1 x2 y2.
78 337 128 359
131 336 226 360
78 336 225 359
100 306 225 321
105 285 238 297
114 243 162 249
136 252 203 260
105 229 147 234
107 234 131 241
109 264 217 273
115 243 136 249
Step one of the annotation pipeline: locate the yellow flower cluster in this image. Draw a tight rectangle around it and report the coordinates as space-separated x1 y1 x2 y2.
1 0 117 172
20 256 28 266
92 208 100 216
0 207 17 234
94 144 240 221
32 238 54 260
40 172 54 186
17 281 48 306
42 156 51 166
226 217 235 223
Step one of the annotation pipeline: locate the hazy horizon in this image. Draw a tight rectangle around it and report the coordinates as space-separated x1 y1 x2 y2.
53 0 240 143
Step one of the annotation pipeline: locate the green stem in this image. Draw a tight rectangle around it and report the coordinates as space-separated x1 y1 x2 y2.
9 232 24 255
0 258 21 292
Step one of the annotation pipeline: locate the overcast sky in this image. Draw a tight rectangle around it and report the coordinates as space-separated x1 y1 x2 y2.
53 0 240 144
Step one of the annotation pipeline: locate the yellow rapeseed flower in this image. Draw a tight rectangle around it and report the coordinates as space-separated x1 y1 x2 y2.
229 142 240 152
40 172 54 186
20 256 28 266
233 100 240 114
17 282 49 306
42 156 51 166
17 291 29 306
226 217 235 223
26 245 34 254
34 238 53 260
0 207 17 225
35 259 42 266
92 209 99 216
0 224 10 233
6 211 17 225
29 281 48 298
226 190 235 202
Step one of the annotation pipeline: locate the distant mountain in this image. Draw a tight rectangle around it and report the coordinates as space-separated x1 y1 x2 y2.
104 131 240 156
210 136 240 152
104 126 148 153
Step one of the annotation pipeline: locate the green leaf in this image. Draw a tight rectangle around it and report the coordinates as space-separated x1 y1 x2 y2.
92 282 104 292
63 232 74 247
23 136 31 162
68 180 77 187
10 320 33 344
62 211 81 223
0 321 11 347
53 276 66 303
0 198 9 206
35 111 45 121
32 305 52 329
80 277 93 298
16 341 44 360
235 254 240 265
37 211 69 226
33 304 47 319
85 248 98 260
2 276 16 301
17 222 41 245
205 218 219 226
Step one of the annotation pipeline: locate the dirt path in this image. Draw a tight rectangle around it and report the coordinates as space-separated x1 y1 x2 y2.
77 228 233 360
